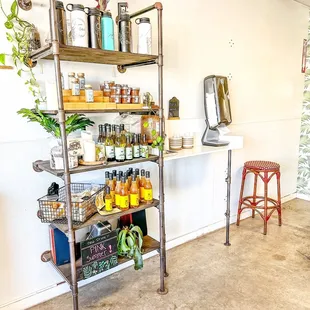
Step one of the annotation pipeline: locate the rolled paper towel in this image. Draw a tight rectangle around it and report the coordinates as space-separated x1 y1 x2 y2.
83 140 96 162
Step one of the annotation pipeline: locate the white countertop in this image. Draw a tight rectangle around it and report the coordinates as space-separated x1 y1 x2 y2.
164 136 243 162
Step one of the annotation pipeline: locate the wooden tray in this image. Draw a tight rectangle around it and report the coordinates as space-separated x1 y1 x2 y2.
78 159 107 166
64 102 117 110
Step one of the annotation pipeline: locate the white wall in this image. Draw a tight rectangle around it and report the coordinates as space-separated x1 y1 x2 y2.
0 0 307 308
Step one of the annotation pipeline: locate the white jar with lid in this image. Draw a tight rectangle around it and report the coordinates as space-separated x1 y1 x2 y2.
68 72 75 90
77 73 85 89
71 78 80 96
85 85 94 103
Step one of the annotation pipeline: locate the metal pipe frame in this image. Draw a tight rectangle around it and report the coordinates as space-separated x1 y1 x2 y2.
49 0 78 309
224 150 232 246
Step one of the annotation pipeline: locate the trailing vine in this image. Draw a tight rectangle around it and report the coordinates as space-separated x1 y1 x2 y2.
0 0 44 108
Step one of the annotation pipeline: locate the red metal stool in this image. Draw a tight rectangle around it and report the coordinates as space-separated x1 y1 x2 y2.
236 160 282 235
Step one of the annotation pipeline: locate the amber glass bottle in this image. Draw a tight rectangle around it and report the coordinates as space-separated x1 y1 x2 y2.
140 169 146 202
108 173 115 205
130 174 139 208
144 171 153 204
119 176 129 210
112 170 117 187
115 174 121 208
105 171 109 185
105 186 113 212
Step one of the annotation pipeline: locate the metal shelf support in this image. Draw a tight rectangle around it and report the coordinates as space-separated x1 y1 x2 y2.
224 150 232 246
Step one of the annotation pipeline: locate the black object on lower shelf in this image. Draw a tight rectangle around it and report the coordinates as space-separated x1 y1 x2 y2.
42 235 159 283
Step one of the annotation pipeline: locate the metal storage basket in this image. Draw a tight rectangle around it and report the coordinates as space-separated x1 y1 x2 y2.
37 183 104 224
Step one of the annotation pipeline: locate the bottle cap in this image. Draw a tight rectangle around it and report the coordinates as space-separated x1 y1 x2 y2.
56 1 64 10
106 186 110 194
146 171 150 178
129 167 133 174
105 171 109 178
102 10 112 18
121 177 126 183
112 170 117 177
120 124 125 131
119 171 123 177
135 168 140 175
135 17 150 24
141 169 145 176
109 173 113 180
116 174 121 181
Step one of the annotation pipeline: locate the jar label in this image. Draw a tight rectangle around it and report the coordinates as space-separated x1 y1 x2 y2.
72 83 80 96
79 78 85 90
85 89 94 102
133 145 140 158
72 18 86 39
130 193 139 207
106 145 115 159
126 147 133 160
144 189 153 201
140 146 149 158
115 147 125 160
105 198 113 212
119 195 129 209
115 193 120 206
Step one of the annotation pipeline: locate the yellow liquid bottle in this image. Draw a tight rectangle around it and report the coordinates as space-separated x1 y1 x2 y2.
130 174 139 208
115 174 121 208
108 173 115 206
140 169 146 203
119 176 129 210
105 186 113 212
144 171 153 204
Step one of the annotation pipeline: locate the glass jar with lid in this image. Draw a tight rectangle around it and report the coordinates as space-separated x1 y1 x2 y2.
85 85 94 102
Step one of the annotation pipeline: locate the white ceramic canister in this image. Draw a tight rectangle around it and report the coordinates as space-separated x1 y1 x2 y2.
66 4 89 48
135 17 152 54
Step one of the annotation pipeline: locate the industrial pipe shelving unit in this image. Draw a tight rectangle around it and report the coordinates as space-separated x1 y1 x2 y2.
31 1 167 309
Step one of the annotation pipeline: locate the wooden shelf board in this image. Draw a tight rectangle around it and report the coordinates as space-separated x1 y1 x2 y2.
53 199 159 234
37 107 158 115
34 156 159 177
42 235 159 283
31 44 158 66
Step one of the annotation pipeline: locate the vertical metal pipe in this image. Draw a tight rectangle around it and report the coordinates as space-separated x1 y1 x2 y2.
49 0 78 309
156 3 168 295
224 150 232 246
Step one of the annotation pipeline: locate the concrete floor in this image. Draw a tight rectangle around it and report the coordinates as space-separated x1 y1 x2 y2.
32 199 310 310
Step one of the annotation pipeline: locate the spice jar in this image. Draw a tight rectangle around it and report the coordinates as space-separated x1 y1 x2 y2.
110 95 116 103
71 78 80 96
103 89 111 97
68 72 75 90
121 95 130 104
121 87 129 96
108 81 115 88
131 95 140 104
85 85 94 102
131 87 140 96
110 86 117 96
115 95 121 104
127 87 132 96
77 73 85 89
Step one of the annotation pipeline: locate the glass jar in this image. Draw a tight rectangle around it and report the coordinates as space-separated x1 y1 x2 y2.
121 95 130 104
131 95 140 104
71 78 80 96
68 72 75 90
85 85 94 102
131 87 140 96
121 87 129 96
103 89 111 97
77 73 85 89
115 95 121 104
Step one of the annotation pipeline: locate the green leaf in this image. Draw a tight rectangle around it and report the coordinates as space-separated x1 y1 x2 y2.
151 129 157 136
156 136 163 143
143 122 149 128
4 21 13 29
6 32 13 42
0 54 5 65
17 69 22 77
10 1 17 15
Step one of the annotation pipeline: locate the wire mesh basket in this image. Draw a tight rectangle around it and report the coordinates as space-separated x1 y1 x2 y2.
37 183 105 225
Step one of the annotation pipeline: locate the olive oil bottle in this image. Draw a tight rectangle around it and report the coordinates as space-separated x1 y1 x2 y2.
105 125 115 162
130 174 139 208
115 126 125 162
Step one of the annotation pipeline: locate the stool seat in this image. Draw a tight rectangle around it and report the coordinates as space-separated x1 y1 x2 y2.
245 160 280 171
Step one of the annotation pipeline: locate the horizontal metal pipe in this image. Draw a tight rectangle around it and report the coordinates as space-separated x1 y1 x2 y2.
130 4 156 19
122 60 157 69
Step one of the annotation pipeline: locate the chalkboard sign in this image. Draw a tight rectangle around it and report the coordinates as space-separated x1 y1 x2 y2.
81 230 118 279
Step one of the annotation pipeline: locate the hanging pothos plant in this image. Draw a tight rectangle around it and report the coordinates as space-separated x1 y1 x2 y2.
0 0 44 108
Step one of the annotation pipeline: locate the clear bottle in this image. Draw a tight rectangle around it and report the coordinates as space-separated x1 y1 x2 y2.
144 171 153 204
105 125 115 162
133 134 140 158
120 124 127 145
140 134 149 158
68 72 75 90
85 84 94 102
115 126 125 162
111 125 116 144
125 135 133 160
98 125 106 144
140 169 146 202
119 176 129 210
130 174 139 208
108 173 116 206
77 73 85 89
105 186 113 212
115 174 121 208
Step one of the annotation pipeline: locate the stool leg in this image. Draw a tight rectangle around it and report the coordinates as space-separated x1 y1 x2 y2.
237 167 247 226
252 173 258 218
263 171 268 235
277 171 282 226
